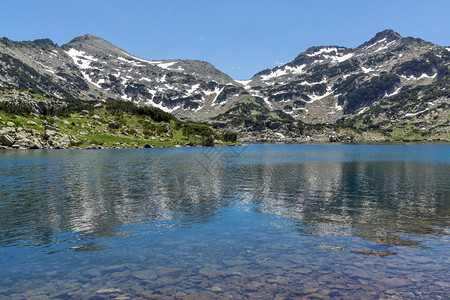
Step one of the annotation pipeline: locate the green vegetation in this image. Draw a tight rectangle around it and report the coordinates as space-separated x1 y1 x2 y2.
0 88 239 149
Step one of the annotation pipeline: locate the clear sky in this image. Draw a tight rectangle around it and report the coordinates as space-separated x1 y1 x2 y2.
1 0 449 79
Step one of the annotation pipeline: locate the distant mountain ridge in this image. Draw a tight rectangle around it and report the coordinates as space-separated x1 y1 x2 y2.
0 30 449 142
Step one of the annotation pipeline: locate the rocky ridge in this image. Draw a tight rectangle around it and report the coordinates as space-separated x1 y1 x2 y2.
0 29 449 142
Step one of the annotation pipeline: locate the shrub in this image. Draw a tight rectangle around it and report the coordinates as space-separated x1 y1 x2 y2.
223 131 237 142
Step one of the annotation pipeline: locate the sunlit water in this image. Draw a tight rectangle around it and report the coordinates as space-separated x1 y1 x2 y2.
0 144 449 299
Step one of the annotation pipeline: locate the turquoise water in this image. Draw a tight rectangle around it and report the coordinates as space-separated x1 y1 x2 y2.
0 144 449 299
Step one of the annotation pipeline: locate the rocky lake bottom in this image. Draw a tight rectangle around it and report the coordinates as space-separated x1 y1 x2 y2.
0 144 449 299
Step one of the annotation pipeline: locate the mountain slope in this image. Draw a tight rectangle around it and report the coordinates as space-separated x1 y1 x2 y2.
0 30 449 142
0 34 244 118
240 30 448 123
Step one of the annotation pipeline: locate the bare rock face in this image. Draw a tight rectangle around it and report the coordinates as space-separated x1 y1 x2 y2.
0 135 14 146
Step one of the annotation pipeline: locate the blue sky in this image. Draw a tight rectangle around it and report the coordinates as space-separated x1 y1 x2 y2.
1 0 449 79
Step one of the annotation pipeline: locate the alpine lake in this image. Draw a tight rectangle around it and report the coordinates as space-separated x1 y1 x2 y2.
0 144 448 299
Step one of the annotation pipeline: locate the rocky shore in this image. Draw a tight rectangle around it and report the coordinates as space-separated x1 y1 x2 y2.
0 121 76 150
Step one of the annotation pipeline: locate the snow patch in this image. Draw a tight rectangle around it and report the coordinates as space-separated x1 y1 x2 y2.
401 73 436 80
365 38 386 49
405 108 429 117
158 62 176 70
212 86 226 103
204 87 222 96
306 47 338 57
148 98 181 113
306 92 332 103
374 40 397 53
121 51 161 65
284 64 306 74
235 79 252 89
322 53 354 63
260 64 306 81
386 87 402 97
65 48 98 69
301 79 326 86
418 73 436 79
361 66 374 73
357 107 369 115
185 84 200 95
334 53 354 62
81 71 101 88
335 102 343 111
261 68 287 80
120 93 132 101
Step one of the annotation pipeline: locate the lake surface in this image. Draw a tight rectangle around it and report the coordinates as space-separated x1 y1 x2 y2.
0 144 449 299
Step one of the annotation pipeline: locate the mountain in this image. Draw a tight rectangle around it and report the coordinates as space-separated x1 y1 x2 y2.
0 30 449 142
0 34 239 118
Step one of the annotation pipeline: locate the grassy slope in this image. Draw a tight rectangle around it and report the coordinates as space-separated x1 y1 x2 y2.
0 90 237 148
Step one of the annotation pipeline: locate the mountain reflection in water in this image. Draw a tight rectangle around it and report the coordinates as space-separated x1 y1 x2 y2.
0 145 448 254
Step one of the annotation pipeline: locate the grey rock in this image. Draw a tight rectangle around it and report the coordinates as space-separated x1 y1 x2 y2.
58 135 73 146
45 124 59 132
44 130 58 139
27 120 37 126
63 120 70 125
133 270 158 280
0 135 14 146
6 121 15 127
96 288 121 294
81 110 89 114
108 121 120 129
93 103 103 108
144 144 152 148
92 114 101 120
0 127 15 135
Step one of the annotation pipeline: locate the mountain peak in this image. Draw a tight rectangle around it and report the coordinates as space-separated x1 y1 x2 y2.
67 34 106 44
358 29 402 49
62 34 125 55
372 29 402 41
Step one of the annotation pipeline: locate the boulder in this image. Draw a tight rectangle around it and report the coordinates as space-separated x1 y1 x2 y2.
58 135 73 146
0 135 14 147
27 120 37 126
93 103 104 108
63 120 70 125
45 124 59 132
108 121 120 129
93 114 101 120
44 130 58 139
17 138 41 149
81 110 89 114
6 121 15 127
144 144 153 148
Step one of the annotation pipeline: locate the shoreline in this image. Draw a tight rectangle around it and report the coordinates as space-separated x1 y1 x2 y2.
1 141 448 151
